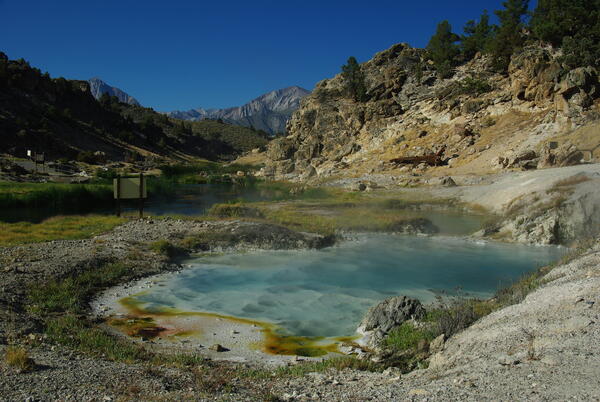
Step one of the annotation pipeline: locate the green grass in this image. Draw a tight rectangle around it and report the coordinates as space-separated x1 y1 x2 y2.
45 315 149 363
28 261 205 366
0 181 112 209
28 261 152 362
256 200 442 235
0 215 124 247
28 262 130 315
253 181 333 201
385 322 435 351
240 356 383 379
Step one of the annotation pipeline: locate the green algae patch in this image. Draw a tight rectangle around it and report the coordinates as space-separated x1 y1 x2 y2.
261 332 339 357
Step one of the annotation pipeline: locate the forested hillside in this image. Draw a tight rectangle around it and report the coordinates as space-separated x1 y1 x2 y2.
0 53 268 162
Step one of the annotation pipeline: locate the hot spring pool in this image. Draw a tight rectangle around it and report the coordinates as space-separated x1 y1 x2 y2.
122 234 564 339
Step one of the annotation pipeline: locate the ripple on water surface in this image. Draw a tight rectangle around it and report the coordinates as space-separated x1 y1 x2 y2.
123 234 565 339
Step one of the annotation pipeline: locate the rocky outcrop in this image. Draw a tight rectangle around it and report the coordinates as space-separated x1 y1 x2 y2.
168 86 311 135
357 296 425 348
467 167 600 245
263 44 600 182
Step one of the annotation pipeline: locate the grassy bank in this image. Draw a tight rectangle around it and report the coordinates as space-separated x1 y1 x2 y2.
0 215 124 247
0 181 113 209
207 192 474 235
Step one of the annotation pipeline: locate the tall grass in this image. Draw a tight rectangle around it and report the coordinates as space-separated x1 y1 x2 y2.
4 346 35 372
0 181 112 209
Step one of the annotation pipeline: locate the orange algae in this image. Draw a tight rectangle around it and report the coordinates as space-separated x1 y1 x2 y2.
117 295 358 357
107 316 167 338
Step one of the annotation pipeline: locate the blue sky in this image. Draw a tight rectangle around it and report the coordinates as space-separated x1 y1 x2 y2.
0 0 534 111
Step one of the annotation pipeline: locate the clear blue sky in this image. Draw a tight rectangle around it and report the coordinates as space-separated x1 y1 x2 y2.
0 0 535 111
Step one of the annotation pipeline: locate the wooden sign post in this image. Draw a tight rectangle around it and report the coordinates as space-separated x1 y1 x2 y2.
114 173 147 218
35 153 45 174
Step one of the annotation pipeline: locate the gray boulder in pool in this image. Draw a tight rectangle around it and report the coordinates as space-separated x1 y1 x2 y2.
357 296 425 349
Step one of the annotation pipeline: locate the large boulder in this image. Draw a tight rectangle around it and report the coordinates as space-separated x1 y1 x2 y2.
357 296 425 349
266 137 296 161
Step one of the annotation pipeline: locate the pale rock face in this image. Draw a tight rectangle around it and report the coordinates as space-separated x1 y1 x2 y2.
88 77 141 106
168 86 311 135
263 43 600 181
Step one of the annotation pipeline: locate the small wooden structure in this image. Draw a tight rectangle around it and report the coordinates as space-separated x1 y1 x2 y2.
114 173 147 218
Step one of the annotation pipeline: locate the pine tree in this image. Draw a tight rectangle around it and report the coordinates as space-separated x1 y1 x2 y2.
461 11 495 60
531 0 600 68
531 0 589 46
426 21 460 78
99 92 111 106
341 57 367 102
489 0 530 72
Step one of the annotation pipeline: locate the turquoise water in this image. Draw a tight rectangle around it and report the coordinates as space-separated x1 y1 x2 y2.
127 234 564 338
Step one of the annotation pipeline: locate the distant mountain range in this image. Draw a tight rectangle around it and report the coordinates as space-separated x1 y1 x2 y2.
88 77 141 106
168 86 311 135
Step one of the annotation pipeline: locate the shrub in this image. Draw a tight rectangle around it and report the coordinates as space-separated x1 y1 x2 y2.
459 77 492 95
431 296 480 338
385 322 435 352
76 151 100 164
4 346 35 372
149 240 179 257
208 203 264 218
95 167 118 181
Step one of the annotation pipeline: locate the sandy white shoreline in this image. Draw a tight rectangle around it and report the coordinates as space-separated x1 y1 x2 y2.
90 267 346 366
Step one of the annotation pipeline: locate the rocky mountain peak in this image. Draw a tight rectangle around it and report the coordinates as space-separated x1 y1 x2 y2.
88 77 141 106
168 86 311 135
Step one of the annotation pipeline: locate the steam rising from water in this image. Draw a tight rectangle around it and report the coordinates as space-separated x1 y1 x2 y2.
129 234 564 337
